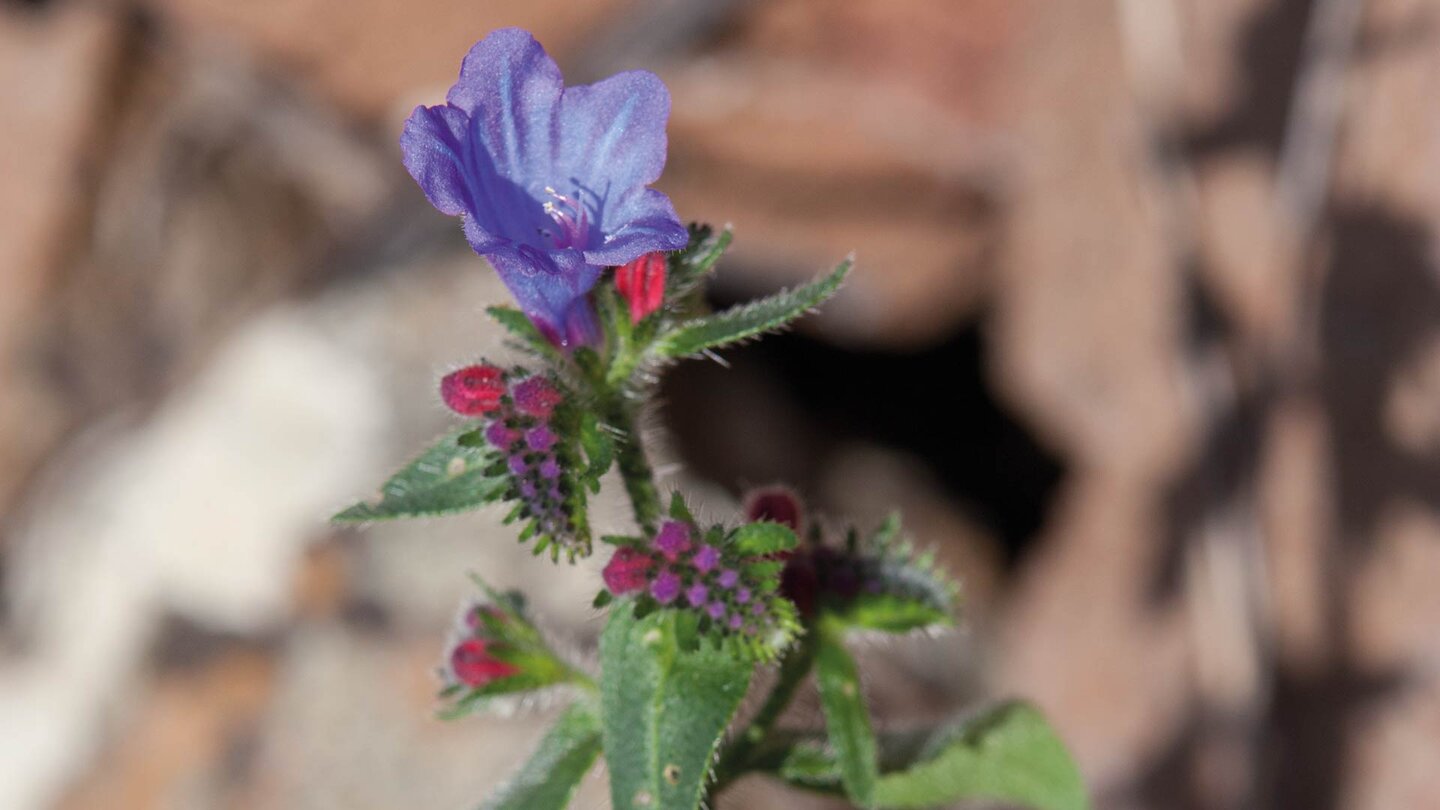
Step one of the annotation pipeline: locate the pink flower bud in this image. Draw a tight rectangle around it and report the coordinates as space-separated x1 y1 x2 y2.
511 376 563 420
615 252 667 324
450 638 519 686
603 546 653 594
440 364 506 416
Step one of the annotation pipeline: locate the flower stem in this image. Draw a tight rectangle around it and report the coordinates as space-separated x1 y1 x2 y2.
605 399 661 532
709 632 818 793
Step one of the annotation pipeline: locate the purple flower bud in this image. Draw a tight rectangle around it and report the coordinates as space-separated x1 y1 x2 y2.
524 426 557 452
686 583 709 607
734 587 751 604
540 458 561 479
519 480 537 498
708 601 727 619
651 571 682 604
751 601 765 616
692 545 720 573
728 613 744 630
717 569 739 588
508 455 528 476
486 422 519 450
654 521 693 562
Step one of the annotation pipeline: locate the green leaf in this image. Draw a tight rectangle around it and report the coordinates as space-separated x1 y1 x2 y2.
777 702 1088 810
579 412 614 489
828 514 958 634
332 429 508 522
815 622 878 806
667 492 697 524
600 601 754 810
653 257 852 358
729 522 799 557
486 306 567 366
482 702 603 810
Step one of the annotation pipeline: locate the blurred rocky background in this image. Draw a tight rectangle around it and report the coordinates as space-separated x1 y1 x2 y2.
2 0 1438 808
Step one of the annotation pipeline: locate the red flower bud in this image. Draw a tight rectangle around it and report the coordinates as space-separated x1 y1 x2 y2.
615 252 667 324
602 546 654 594
449 638 520 687
440 364 506 416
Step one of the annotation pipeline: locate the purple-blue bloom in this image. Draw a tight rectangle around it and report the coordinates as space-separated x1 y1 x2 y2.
401 28 689 347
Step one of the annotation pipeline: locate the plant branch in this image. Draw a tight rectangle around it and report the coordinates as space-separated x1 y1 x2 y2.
605 398 662 533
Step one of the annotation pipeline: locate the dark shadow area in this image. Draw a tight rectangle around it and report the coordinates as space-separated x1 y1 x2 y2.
1184 0 1317 160
1153 270 1270 604
1319 204 1440 539
661 305 1066 567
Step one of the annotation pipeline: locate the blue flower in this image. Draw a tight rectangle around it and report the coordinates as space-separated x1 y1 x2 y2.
401 28 689 347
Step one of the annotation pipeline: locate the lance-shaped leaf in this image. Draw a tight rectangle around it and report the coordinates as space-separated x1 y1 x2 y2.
482 701 603 810
778 701 1089 810
600 601 753 810
652 257 851 358
815 620 879 806
333 429 508 522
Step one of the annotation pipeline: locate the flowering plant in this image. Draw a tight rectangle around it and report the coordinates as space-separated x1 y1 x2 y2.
338 28 1087 810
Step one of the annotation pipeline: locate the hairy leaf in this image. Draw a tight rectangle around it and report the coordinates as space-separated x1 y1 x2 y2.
778 702 1088 810
653 257 851 358
600 602 753 810
729 522 799 557
481 702 603 810
815 622 878 806
333 429 507 522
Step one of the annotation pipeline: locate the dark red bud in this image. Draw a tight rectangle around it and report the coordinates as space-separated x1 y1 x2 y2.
743 486 806 536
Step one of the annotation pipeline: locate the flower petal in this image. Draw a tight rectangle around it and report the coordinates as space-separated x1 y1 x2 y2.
401 104 478 216
557 70 671 198
447 28 563 186
487 246 601 343
583 188 689 267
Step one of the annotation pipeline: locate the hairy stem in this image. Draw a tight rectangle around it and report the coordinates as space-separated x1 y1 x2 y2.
710 632 819 793
606 399 662 532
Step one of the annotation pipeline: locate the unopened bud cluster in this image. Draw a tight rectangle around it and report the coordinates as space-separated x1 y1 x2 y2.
440 365 586 555
603 520 784 638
